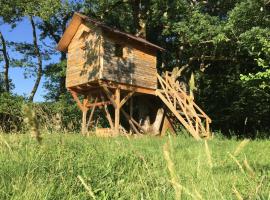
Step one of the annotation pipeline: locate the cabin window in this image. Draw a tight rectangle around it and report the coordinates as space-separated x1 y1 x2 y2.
114 44 123 57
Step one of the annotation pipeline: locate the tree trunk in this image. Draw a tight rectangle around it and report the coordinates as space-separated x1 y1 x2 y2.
29 16 42 102
130 0 146 37
0 31 10 93
152 108 165 135
137 96 165 135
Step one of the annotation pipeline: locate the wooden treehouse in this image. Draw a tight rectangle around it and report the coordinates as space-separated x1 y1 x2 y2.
57 13 211 140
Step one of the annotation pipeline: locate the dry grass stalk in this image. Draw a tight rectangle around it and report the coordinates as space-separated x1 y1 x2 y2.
233 139 250 157
22 104 42 144
243 157 255 177
228 153 245 175
211 177 225 200
193 187 203 200
77 175 96 199
204 140 213 168
0 134 12 152
196 153 201 177
232 185 243 200
163 141 182 199
255 175 265 196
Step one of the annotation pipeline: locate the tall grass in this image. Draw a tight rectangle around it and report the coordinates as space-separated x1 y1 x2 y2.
0 133 269 199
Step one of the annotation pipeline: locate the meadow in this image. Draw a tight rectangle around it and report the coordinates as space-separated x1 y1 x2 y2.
0 133 269 200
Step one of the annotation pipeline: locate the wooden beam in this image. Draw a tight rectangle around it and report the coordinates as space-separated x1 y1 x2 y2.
130 97 133 118
100 94 114 129
120 109 146 133
99 80 156 95
161 113 176 136
69 90 84 111
119 91 134 108
81 96 89 135
101 85 117 108
114 88 120 134
86 101 112 108
87 97 98 130
156 90 200 140
121 108 140 134
104 105 114 129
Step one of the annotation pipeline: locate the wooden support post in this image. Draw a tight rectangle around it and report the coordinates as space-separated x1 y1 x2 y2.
114 88 120 134
121 109 140 134
101 85 117 108
104 104 114 129
121 109 146 133
119 91 135 108
69 90 84 111
160 112 176 136
82 97 88 136
129 97 133 133
100 95 114 129
87 97 98 131
130 97 133 118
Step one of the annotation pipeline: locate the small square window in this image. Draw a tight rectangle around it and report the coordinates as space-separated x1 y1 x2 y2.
114 44 123 57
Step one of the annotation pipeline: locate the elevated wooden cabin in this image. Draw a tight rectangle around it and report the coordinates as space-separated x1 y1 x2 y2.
57 13 211 140
57 12 164 95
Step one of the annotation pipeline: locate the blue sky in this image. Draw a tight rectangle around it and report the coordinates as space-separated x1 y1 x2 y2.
0 18 60 102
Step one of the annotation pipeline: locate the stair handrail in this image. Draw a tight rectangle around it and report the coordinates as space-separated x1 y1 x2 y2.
157 72 211 138
157 73 202 122
164 72 212 123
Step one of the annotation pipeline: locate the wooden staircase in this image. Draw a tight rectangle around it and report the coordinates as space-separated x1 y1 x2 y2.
156 72 211 140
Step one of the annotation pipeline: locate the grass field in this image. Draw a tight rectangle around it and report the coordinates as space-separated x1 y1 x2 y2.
0 133 269 200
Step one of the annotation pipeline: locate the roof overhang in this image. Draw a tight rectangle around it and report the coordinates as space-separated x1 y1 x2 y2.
57 12 165 52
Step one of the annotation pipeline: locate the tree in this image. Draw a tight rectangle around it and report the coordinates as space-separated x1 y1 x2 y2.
28 16 42 102
0 31 10 93
38 1 83 100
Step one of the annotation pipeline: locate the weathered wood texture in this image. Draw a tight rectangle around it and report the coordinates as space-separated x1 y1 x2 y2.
66 21 158 90
66 23 102 87
101 36 157 89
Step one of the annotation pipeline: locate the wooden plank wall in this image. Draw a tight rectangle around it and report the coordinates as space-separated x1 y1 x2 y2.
101 37 158 89
66 23 102 87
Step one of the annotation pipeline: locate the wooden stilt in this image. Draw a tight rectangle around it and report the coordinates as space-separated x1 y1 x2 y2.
86 97 98 131
81 97 89 135
104 105 114 129
114 88 120 135
129 97 133 133
82 109 87 135
121 109 140 134
161 113 176 136
130 97 133 118
99 95 114 129
69 90 84 111
121 109 145 133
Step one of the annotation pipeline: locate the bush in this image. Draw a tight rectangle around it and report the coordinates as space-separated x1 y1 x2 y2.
0 93 81 133
0 92 24 132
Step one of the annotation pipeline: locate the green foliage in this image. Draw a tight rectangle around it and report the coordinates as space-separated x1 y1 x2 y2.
0 93 81 133
239 27 270 89
0 93 24 132
0 73 4 93
0 134 269 199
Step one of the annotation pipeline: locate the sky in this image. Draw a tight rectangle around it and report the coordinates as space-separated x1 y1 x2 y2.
0 18 59 102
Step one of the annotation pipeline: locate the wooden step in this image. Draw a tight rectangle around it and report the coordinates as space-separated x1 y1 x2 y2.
156 72 211 139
